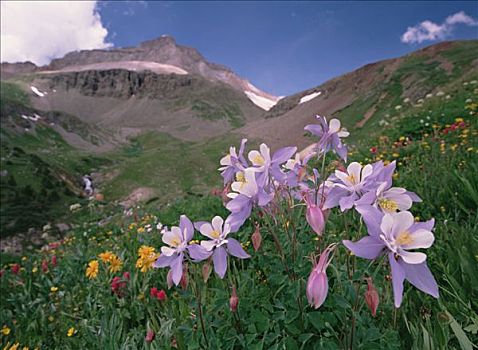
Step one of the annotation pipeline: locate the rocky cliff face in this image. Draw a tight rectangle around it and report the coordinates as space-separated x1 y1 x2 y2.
1 61 38 79
45 36 277 102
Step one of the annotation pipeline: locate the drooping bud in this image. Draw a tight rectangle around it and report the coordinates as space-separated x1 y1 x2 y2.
251 224 262 252
180 264 188 290
364 277 379 317
306 244 336 309
229 285 239 313
145 329 155 343
167 270 174 289
305 194 326 235
202 260 212 283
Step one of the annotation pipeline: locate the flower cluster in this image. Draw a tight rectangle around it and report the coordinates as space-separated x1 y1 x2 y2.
153 215 250 284
136 246 159 273
151 115 438 312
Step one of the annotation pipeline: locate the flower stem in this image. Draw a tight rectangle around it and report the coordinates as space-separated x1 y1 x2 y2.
191 275 209 348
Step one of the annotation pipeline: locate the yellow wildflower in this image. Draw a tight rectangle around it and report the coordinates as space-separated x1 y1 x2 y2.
32 267 38 273
137 227 145 234
4 343 20 350
99 251 114 263
392 153 400 158
85 260 99 279
136 246 159 273
67 327 76 337
50 286 58 292
108 256 123 273
48 316 54 322
1 325 11 335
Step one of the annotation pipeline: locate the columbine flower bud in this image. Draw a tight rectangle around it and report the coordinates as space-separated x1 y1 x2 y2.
306 244 335 309
251 224 262 252
229 285 239 313
202 260 211 283
364 277 379 317
180 265 188 290
305 197 325 235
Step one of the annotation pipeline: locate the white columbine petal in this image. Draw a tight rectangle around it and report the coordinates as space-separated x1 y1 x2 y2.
161 246 177 257
403 229 435 249
329 118 341 133
399 250 427 264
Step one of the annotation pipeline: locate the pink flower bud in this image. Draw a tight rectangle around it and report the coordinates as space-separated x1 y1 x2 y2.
251 224 262 252
229 285 239 313
180 265 188 291
167 271 174 289
305 196 326 235
145 329 155 343
364 277 379 317
306 244 335 309
202 260 211 283
42 260 49 273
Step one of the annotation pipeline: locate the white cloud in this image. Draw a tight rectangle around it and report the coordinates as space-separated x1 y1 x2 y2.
1 1 112 66
401 11 478 44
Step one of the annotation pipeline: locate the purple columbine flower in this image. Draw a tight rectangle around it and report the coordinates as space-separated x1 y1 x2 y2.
325 162 374 211
226 168 273 231
153 215 195 286
343 210 438 307
189 216 250 278
356 181 421 214
218 138 248 184
304 116 349 161
306 244 336 309
247 143 297 186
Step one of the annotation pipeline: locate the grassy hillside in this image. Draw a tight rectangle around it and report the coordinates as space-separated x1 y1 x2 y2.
0 84 476 349
241 40 478 149
0 82 111 237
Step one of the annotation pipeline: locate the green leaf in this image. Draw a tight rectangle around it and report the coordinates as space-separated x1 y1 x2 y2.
446 311 473 350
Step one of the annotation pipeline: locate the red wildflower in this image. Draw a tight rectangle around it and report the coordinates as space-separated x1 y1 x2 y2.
145 329 155 343
51 255 58 267
150 287 167 301
111 276 127 297
156 289 167 301
370 146 377 154
42 259 49 273
150 287 159 298
122 271 130 280
11 264 20 275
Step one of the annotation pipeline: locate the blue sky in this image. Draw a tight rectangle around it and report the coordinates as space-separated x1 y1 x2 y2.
96 1 477 96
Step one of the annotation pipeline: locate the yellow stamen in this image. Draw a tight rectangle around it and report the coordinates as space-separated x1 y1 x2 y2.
235 171 245 182
347 174 357 184
210 230 220 239
396 231 414 246
253 155 265 166
378 198 398 212
171 238 181 247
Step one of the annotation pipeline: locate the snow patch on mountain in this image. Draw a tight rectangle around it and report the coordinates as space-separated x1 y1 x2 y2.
299 91 321 104
42 61 188 75
31 86 46 97
245 91 278 111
